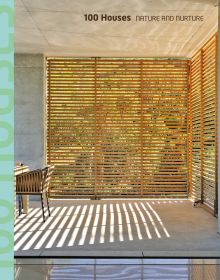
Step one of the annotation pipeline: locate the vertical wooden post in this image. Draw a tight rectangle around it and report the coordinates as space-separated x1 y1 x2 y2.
215 34 218 217
140 60 144 197
188 61 192 197
94 58 97 198
200 50 204 203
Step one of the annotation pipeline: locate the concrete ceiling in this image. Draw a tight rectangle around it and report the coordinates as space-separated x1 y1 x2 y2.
15 0 218 58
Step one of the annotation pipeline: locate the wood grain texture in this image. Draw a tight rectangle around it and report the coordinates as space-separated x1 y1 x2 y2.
190 34 218 212
46 58 189 198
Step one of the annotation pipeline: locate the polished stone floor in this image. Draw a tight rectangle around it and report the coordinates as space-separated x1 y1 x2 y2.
15 258 220 280
14 199 220 257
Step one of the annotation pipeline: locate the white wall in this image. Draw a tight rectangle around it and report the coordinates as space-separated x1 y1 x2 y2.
14 54 44 170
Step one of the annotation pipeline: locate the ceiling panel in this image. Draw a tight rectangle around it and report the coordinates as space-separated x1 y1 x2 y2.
15 0 218 57
22 0 216 12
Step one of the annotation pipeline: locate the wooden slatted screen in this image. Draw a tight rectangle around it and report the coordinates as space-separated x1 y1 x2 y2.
190 52 202 201
46 58 189 198
190 34 218 213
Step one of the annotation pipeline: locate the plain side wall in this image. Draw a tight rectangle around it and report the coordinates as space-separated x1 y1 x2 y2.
15 54 44 169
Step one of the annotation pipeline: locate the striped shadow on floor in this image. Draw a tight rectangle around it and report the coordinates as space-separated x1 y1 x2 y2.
14 201 170 252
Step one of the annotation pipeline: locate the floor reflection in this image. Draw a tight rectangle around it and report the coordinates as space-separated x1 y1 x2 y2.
15 259 220 280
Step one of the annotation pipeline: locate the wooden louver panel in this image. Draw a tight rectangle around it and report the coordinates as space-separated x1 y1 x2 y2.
190 35 218 211
190 52 202 201
202 36 218 209
47 58 189 198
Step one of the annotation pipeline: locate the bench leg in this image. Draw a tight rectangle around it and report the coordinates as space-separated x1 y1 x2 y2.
18 195 22 216
46 192 51 216
20 195 23 211
40 194 46 222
